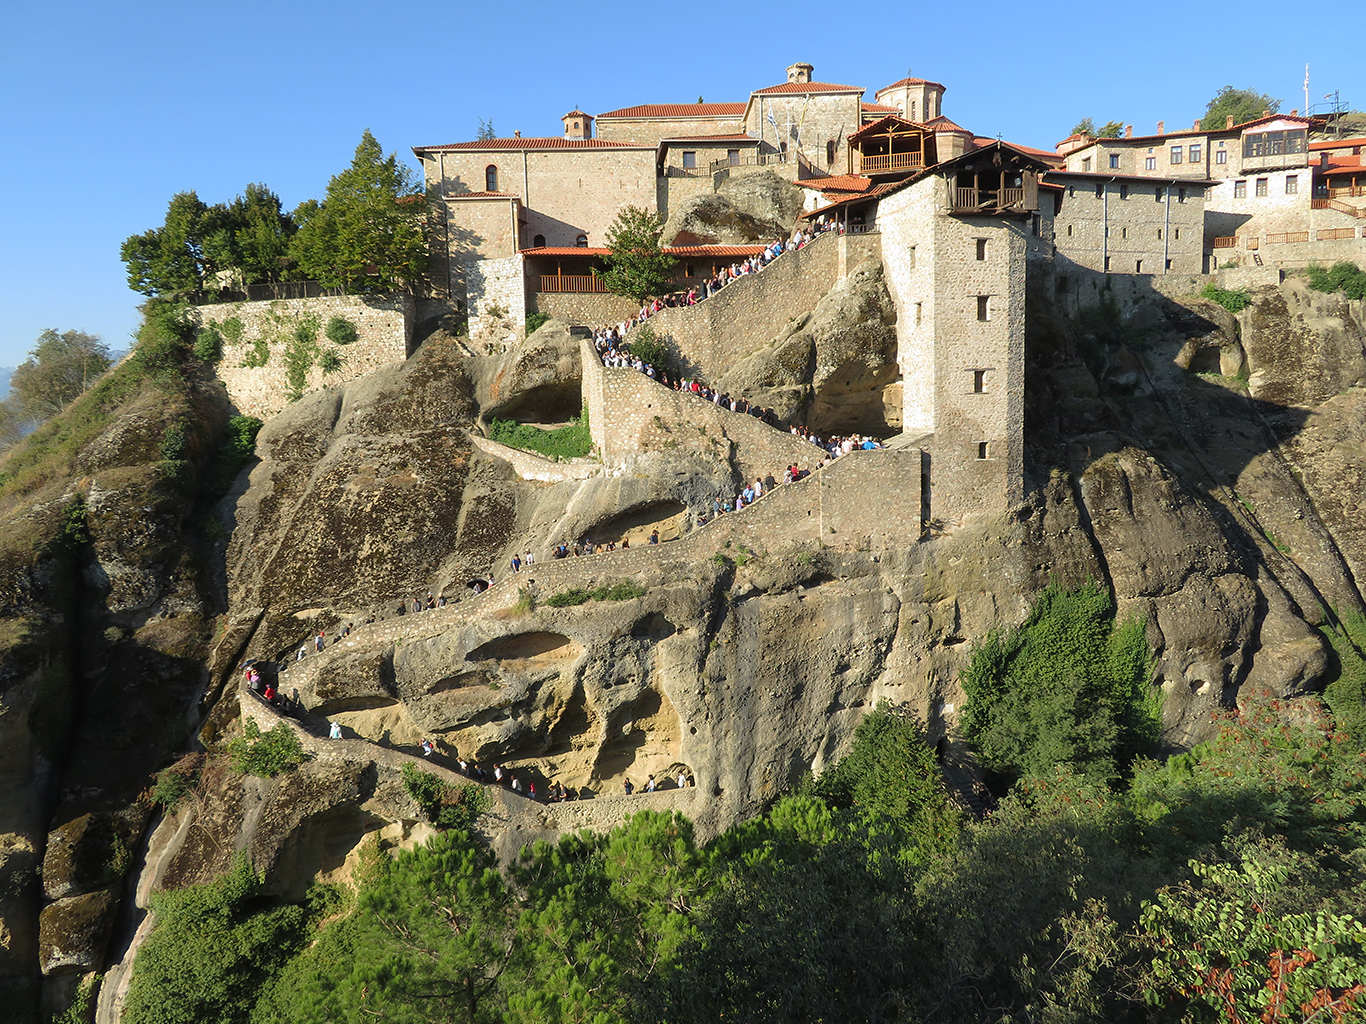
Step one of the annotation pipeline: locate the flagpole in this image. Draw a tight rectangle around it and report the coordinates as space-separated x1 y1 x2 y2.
1304 64 1309 119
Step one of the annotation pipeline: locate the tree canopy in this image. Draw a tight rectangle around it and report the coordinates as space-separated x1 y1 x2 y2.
8 329 113 422
1201 85 1281 130
596 206 678 304
1069 118 1124 138
289 130 428 294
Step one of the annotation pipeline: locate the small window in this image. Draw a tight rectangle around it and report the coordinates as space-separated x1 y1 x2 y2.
1095 183 1103 199
685 263 694 276
972 369 986 393
1255 178 1268 197
914 301 922 325
1081 157 1092 171
1178 187 1188 203
1157 228 1163 239
1121 227 1128 238
1165 259 1173 270
977 441 989 460
1104 256 1111 271
1170 146 1183 164
1216 149 1228 165
826 140 836 164
975 238 988 260
1135 259 1143 273
1066 224 1073 236
682 151 696 169
1146 156 1157 170
1155 186 1165 202
1031 214 1041 237
1119 184 1129 199
532 233 546 247
1234 180 1247 198
976 295 990 321
1109 153 1120 169
485 164 499 191
575 234 588 247
1068 185 1075 197
728 149 740 166
1286 174 1298 195
907 245 916 269
1174 228 1181 239
1189 144 1202 162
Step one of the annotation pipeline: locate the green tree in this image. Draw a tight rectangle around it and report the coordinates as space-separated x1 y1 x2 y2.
121 191 231 299
477 118 497 141
290 130 428 294
1200 86 1281 130
9 329 113 421
221 183 296 284
1071 117 1096 137
1097 120 1124 138
596 206 677 303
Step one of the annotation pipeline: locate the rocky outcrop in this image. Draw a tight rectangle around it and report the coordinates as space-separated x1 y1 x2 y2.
664 171 805 245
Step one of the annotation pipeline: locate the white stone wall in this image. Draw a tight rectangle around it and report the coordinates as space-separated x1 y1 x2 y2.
1051 177 1206 275
877 179 939 436
465 256 527 345
193 294 412 421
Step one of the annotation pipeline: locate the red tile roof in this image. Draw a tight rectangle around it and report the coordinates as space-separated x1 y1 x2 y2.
563 110 592 118
923 115 972 134
801 180 906 218
1058 113 1314 149
973 137 1063 163
795 174 873 192
519 245 766 257
862 102 900 113
879 76 946 91
847 115 930 143
596 102 746 119
446 191 518 200
1310 136 1366 151
415 137 651 152
751 81 863 95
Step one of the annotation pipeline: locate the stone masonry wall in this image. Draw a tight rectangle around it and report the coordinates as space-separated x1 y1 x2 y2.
531 291 638 326
194 294 412 421
466 256 527 344
630 232 879 381
1052 178 1206 275
581 339 828 483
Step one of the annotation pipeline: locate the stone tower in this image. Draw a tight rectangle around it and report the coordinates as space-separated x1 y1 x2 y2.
875 76 946 124
786 62 814 84
562 110 593 139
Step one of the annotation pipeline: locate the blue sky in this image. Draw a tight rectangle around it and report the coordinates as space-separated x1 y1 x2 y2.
0 0 1359 366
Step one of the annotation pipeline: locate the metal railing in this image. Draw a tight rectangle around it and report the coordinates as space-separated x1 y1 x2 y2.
858 151 924 173
708 152 786 172
951 187 1026 211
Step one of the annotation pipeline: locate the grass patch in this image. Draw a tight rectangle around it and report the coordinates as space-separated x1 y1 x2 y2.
1200 282 1253 313
546 580 646 607
525 311 551 335
228 718 309 778
489 410 591 461
1307 260 1366 299
1322 610 1366 746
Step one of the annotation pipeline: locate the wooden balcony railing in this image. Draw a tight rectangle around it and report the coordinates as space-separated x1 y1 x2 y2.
1264 231 1310 244
1311 197 1332 209
1318 227 1358 240
1328 185 1366 198
708 152 786 172
1211 235 1239 248
858 151 924 172
952 187 1026 211
538 275 607 293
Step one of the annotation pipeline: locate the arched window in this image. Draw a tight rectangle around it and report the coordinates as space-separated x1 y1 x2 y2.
485 165 499 192
532 233 546 248
575 234 588 247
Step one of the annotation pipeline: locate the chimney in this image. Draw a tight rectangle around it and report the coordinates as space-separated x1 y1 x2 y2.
1226 115 1235 129
1193 119 1201 130
1291 108 1298 116
1157 120 1165 135
787 62 814 84
513 130 520 138
1124 124 1133 138
1262 108 1271 117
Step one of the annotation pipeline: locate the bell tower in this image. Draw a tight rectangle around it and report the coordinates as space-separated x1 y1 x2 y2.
786 62 814 84
562 110 593 139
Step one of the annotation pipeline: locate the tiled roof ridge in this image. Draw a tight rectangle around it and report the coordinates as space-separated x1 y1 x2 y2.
597 102 747 119
751 81 864 95
415 137 651 151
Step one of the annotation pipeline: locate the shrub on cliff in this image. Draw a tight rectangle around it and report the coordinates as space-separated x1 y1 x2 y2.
1307 260 1366 300
228 719 309 777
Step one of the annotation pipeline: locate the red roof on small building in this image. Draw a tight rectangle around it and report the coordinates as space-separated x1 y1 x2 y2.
861 102 900 113
795 174 874 192
879 76 946 91
923 115 972 134
1310 136 1366 151
415 137 651 152
596 102 746 119
974 138 1062 163
751 81 864 95
563 110 592 119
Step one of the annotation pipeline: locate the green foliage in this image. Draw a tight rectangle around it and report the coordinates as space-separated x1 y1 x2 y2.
290 130 427 294
1070 117 1096 137
546 581 645 607
204 414 263 495
629 324 677 376
9 328 113 422
318 350 343 374
400 762 490 831
960 581 1158 782
152 761 199 809
219 316 244 343
1200 85 1281 130
228 718 308 777
1322 612 1366 745
1201 282 1254 312
1097 120 1124 138
192 325 223 362
324 315 358 345
239 336 269 368
1307 260 1366 299
158 421 188 462
283 315 320 399
524 311 551 335
596 205 677 303
61 495 90 545
52 973 100 1024
488 409 591 460
477 117 497 141
124 856 310 1024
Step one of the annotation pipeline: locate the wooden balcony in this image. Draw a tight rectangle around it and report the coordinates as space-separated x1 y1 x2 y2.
538 274 607 293
1264 231 1309 244
858 151 924 173
1211 236 1239 248
1328 185 1366 198
951 187 1026 212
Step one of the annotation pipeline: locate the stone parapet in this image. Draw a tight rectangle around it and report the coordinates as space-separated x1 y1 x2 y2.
469 434 600 482
193 294 412 421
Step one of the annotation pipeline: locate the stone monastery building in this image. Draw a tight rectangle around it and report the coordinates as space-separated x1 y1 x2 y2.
408 62 1366 524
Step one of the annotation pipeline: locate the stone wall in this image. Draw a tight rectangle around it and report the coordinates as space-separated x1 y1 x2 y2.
1051 176 1206 275
469 434 599 483
531 290 638 327
595 114 747 145
581 339 827 483
631 232 876 379
466 255 527 344
193 294 412 421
